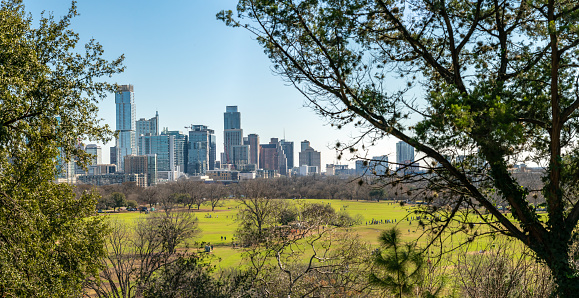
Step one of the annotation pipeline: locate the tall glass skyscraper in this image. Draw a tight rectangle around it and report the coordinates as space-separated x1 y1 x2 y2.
280 139 294 169
136 111 159 138
187 125 215 175
115 85 136 171
139 130 187 173
396 141 415 165
223 106 242 164
224 106 241 129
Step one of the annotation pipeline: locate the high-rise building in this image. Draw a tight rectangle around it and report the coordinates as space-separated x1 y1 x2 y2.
280 139 294 169
85 144 102 166
223 106 243 164
301 140 310 152
187 125 215 175
259 144 278 172
124 154 156 186
232 145 250 168
136 111 159 139
209 134 216 170
110 146 118 166
259 138 287 175
355 160 367 176
248 134 260 166
298 141 321 173
139 129 187 173
115 85 136 171
396 141 414 167
369 155 389 175
224 106 241 130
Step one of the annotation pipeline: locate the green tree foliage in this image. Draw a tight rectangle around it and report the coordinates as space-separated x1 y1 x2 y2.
370 228 424 297
0 0 123 296
126 199 138 209
220 0 579 294
111 192 127 212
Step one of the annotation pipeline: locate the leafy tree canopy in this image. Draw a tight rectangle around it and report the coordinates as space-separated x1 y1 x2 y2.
0 0 123 295
220 0 579 294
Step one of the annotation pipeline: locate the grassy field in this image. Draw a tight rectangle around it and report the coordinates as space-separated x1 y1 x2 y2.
104 199 507 268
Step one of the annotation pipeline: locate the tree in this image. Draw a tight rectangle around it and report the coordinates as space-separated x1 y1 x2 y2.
206 183 227 211
0 0 123 296
234 179 279 243
236 198 373 297
139 186 161 208
111 192 126 212
369 228 425 297
220 0 579 294
84 211 199 297
126 200 138 209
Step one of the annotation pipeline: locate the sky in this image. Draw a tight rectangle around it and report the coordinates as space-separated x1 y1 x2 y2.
24 0 398 169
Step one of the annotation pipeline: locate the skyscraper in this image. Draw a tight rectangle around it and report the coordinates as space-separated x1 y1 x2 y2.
223 106 242 164
301 140 310 152
396 141 415 166
187 125 215 175
299 140 321 173
85 144 102 166
136 111 159 138
280 139 294 169
248 134 260 166
369 155 389 175
224 106 241 130
232 145 250 168
115 85 136 171
260 138 287 175
139 129 187 173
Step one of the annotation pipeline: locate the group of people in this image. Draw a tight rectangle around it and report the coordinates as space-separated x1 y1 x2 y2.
366 218 397 225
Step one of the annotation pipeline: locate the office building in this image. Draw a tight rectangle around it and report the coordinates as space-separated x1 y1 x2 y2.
77 173 145 187
136 111 159 139
224 106 241 130
85 144 102 166
110 146 118 166
369 155 389 176
223 106 243 164
260 138 287 175
298 140 321 173
247 134 260 166
280 139 294 169
187 125 215 175
139 129 187 173
115 85 136 170
355 160 367 176
396 141 415 167
124 154 156 187
232 145 250 168
301 140 310 152
224 129 243 164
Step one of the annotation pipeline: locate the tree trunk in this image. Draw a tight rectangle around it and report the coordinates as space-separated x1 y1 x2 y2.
547 258 579 296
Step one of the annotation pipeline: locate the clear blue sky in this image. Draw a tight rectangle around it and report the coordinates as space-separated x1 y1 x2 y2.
24 0 397 168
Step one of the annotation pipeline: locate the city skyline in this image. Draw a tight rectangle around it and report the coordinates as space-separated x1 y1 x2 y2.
24 0 399 168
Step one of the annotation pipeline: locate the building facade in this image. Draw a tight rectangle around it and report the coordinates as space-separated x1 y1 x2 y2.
139 130 187 173
298 141 321 173
136 111 159 139
369 155 389 176
396 141 415 168
84 144 102 166
223 106 242 164
247 133 260 166
187 125 215 175
280 139 294 169
115 85 136 170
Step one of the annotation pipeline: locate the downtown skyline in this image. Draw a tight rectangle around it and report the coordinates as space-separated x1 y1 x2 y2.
23 0 399 167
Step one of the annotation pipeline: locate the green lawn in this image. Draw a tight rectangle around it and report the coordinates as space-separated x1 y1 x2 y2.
101 199 513 269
